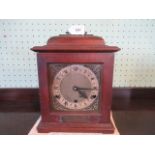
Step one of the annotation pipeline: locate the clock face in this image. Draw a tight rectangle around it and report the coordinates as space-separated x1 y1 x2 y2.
50 64 101 111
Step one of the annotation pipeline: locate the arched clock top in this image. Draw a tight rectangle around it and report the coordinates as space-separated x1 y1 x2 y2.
31 34 120 53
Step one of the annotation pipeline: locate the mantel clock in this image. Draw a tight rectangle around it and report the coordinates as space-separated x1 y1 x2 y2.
31 34 120 133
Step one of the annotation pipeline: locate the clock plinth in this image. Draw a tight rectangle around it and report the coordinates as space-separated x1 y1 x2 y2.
37 121 114 133
31 34 120 133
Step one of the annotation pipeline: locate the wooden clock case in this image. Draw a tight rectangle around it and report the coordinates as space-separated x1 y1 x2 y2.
31 34 120 133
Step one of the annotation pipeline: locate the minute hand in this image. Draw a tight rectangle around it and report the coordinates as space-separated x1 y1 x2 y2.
76 87 96 91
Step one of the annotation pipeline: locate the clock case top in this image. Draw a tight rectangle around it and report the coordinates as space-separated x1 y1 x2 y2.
31 34 120 52
31 34 120 133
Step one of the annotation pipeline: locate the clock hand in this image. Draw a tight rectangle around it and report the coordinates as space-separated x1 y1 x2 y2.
78 88 95 90
73 86 88 98
73 86 96 91
78 89 88 99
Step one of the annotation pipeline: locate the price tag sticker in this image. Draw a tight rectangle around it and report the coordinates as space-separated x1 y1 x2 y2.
68 25 85 35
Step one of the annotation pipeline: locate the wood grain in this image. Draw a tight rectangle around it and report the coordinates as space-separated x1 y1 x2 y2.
0 88 155 112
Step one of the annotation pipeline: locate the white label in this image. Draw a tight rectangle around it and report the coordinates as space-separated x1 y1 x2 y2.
68 25 85 35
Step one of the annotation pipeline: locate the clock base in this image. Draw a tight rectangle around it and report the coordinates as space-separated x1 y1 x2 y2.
37 120 114 134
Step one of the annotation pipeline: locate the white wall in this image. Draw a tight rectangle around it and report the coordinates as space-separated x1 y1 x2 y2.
0 19 155 88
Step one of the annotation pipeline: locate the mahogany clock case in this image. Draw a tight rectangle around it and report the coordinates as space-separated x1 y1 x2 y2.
31 35 120 133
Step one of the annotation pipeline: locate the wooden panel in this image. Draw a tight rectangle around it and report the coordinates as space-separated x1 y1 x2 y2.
0 88 155 112
112 88 155 110
0 89 39 112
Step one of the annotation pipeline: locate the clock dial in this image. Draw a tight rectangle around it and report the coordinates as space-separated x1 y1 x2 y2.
52 65 99 110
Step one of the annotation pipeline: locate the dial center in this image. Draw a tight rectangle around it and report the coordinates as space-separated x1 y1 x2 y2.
73 86 78 91
60 72 91 103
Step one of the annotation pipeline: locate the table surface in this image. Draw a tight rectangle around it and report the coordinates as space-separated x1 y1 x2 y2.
28 112 119 135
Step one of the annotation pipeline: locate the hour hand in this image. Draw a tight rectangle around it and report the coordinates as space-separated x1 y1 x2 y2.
78 90 88 98
73 86 88 98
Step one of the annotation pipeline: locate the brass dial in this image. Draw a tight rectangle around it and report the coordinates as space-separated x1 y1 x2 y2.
52 65 99 110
